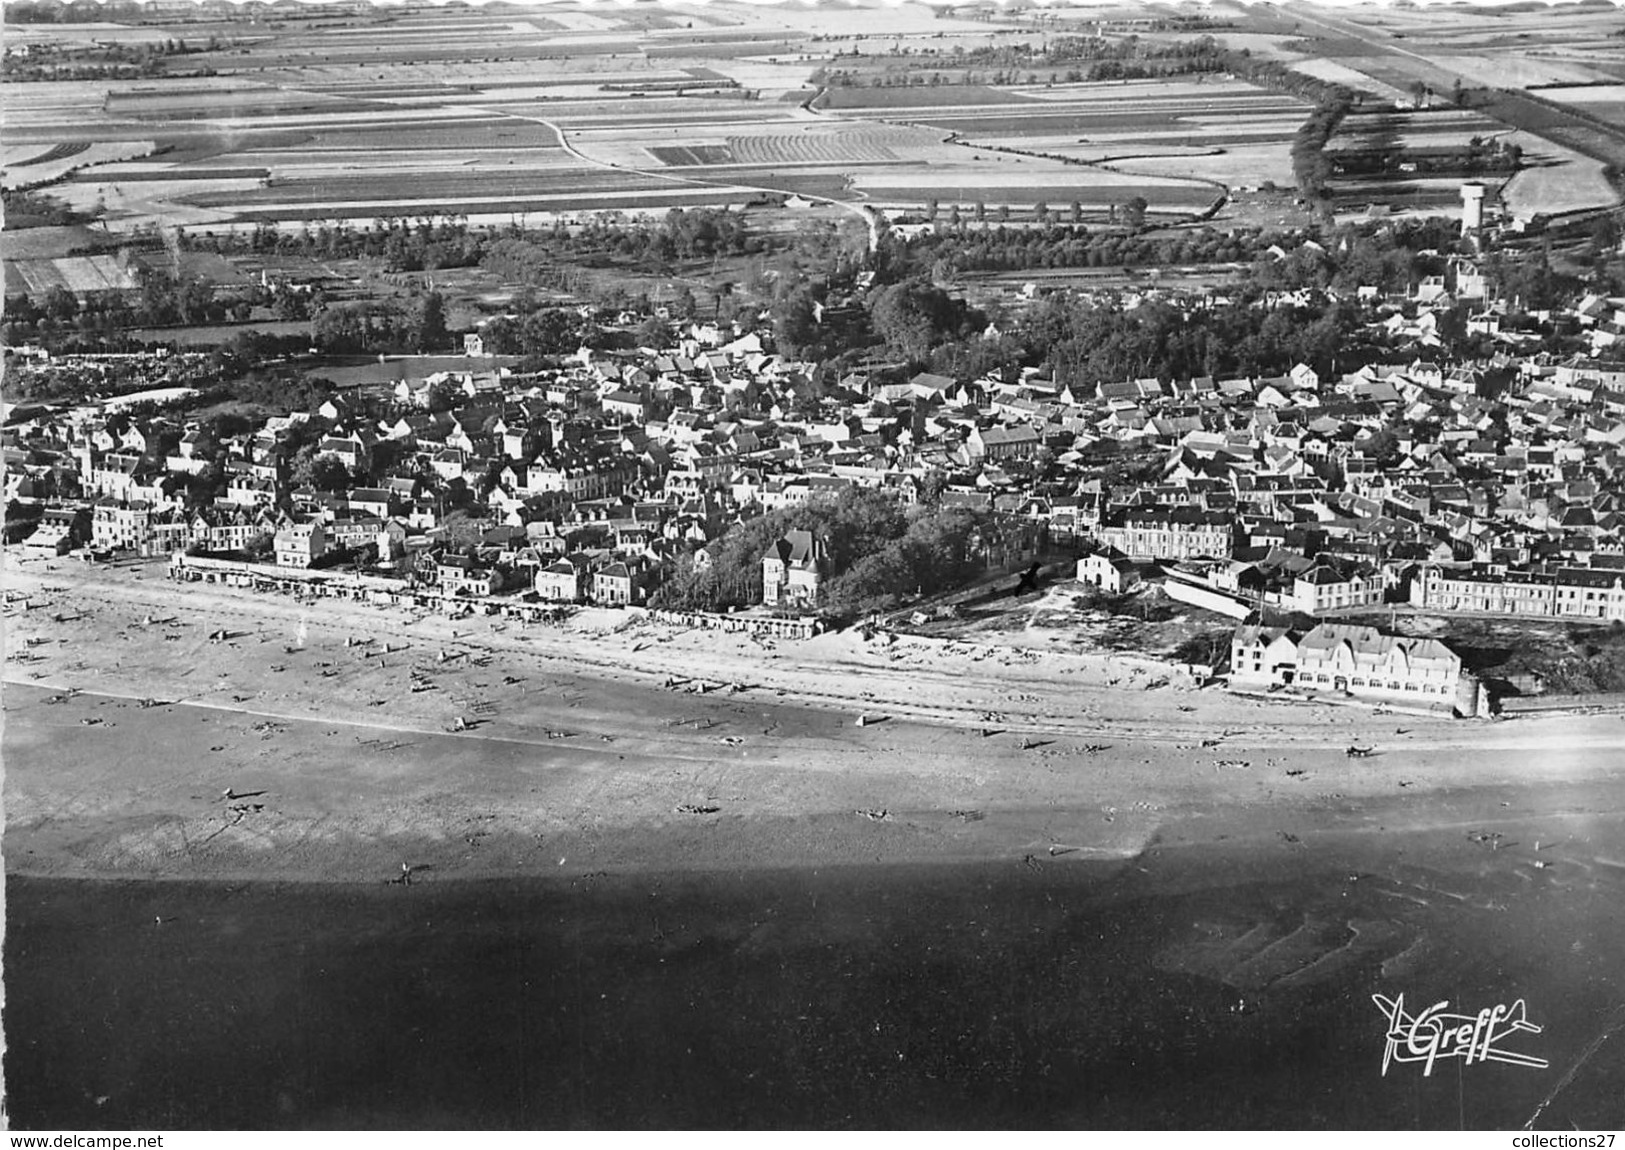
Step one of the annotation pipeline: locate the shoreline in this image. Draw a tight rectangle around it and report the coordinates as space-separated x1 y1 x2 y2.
6 557 1625 886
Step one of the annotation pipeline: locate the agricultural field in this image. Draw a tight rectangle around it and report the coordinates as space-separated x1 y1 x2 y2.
3 0 1620 245
1499 142 1620 221
1540 84 1625 128
812 77 1304 214
3 139 156 188
4 254 141 296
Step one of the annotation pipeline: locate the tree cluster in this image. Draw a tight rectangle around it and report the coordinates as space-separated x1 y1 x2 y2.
310 291 448 355
652 486 993 619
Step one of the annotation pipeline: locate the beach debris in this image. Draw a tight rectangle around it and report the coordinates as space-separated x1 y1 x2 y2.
1466 830 1503 845
1022 854 1043 873
545 728 576 740
948 809 985 822
718 736 744 747
1200 738 1222 748
1279 831 1303 845
855 808 891 822
1215 759 1251 770
1285 768 1306 778
675 803 719 815
1080 744 1111 754
1345 745 1376 758
1398 780 1413 788
388 862 419 886
80 717 104 726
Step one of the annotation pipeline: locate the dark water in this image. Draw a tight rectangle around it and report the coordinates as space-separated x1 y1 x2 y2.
7 837 1624 1129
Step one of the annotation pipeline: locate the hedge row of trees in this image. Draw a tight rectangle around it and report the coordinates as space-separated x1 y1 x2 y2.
182 207 769 277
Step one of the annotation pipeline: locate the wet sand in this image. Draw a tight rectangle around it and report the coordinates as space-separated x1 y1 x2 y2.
9 805 1625 1130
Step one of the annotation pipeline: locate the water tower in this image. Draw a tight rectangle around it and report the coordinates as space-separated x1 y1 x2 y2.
1461 182 1486 235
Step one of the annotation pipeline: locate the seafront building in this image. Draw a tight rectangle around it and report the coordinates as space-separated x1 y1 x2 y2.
1230 623 1480 716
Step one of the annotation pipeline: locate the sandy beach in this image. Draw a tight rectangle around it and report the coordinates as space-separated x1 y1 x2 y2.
5 553 1625 884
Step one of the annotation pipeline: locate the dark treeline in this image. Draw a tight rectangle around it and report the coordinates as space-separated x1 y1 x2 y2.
1292 96 1352 206
819 33 1353 105
889 215 1466 289
182 208 772 277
